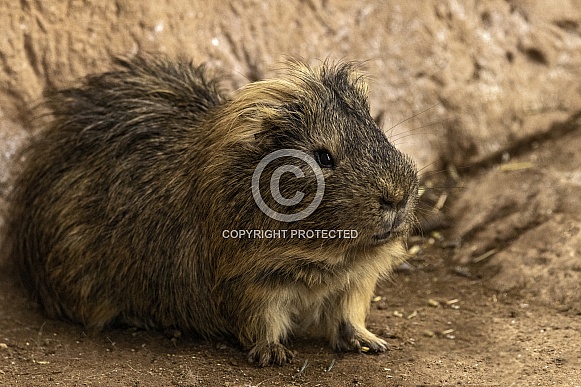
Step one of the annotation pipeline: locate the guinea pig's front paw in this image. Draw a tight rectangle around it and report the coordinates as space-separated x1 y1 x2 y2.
359 333 388 353
332 321 388 353
247 341 295 367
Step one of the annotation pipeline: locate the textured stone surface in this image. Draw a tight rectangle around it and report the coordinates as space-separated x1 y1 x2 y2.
448 124 581 312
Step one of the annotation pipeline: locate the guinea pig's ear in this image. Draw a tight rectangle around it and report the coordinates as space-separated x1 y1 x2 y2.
253 102 288 133
223 77 297 145
217 100 281 146
252 114 282 144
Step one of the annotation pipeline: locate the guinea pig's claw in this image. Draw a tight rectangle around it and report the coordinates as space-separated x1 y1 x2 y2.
333 326 388 354
247 342 295 367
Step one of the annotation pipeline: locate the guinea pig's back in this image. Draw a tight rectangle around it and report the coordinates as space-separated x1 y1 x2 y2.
8 56 226 332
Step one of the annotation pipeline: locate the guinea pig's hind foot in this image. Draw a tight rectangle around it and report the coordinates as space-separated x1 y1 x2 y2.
247 341 295 367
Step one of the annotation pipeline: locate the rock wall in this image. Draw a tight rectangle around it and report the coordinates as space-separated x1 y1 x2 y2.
3 1 581 167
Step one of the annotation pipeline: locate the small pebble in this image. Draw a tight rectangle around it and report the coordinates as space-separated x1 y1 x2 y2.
428 299 440 307
408 245 421 255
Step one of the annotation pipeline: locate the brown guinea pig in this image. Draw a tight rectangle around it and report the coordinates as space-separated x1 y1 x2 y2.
8 55 419 366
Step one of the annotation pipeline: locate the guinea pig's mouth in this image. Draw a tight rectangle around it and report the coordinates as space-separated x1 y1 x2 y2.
371 230 393 244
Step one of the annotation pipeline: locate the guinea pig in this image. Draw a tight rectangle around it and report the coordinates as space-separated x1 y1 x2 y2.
8 55 419 366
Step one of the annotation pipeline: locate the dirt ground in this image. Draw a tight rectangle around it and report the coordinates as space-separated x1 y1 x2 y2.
2 142 581 387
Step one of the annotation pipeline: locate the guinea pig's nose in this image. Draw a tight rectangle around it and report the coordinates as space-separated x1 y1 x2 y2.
379 195 407 212
379 197 395 211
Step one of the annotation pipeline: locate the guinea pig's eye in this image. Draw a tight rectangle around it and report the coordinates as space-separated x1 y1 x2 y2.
314 149 334 168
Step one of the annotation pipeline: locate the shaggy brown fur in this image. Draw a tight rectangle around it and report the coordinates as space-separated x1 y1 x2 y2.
8 55 419 366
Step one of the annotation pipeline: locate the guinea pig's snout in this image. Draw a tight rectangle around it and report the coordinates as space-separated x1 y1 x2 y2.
379 195 410 230
379 196 396 211
371 195 410 244
379 195 408 214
